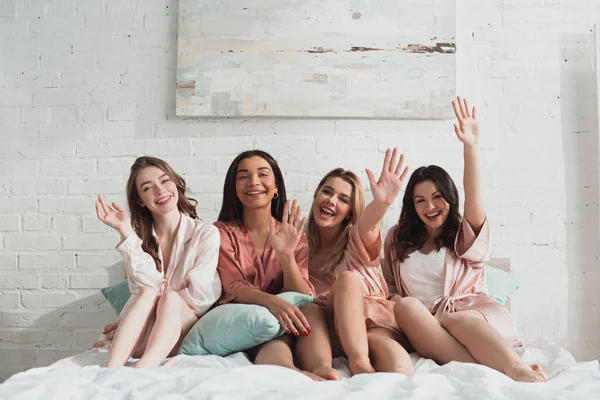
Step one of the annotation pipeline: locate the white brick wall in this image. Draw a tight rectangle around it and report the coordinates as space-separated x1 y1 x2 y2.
1 0 599 382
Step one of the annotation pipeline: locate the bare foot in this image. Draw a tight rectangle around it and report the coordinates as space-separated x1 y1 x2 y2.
104 357 121 368
311 364 341 380
506 363 548 383
392 364 415 376
299 370 326 381
348 357 376 376
530 364 549 382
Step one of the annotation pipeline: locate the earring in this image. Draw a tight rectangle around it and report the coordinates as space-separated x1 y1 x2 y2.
273 192 279 199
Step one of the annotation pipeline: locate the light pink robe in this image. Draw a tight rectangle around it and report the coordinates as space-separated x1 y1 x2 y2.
93 214 222 349
383 218 522 347
310 226 400 336
215 218 315 304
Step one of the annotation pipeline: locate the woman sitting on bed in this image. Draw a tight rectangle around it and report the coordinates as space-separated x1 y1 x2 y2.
214 150 319 379
296 149 413 379
382 97 547 382
95 156 222 368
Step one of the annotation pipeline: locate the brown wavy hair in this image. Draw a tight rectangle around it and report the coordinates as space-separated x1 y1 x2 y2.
390 165 461 263
126 156 198 273
307 168 364 275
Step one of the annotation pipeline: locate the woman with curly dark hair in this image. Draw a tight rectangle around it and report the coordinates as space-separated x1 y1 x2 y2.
383 97 547 383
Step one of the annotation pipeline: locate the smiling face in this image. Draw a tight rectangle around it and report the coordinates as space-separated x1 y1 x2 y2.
135 166 179 217
413 179 450 233
312 177 353 230
234 156 278 210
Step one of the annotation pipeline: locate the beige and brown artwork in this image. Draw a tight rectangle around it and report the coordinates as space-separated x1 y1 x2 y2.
176 0 456 119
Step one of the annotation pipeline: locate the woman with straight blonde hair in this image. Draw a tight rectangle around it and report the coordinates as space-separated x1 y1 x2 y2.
295 150 413 379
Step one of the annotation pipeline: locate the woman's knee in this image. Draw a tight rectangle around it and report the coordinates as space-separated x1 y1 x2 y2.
300 302 325 320
157 290 184 310
333 271 362 291
393 297 427 319
300 302 321 314
255 337 293 365
139 286 160 299
440 312 480 330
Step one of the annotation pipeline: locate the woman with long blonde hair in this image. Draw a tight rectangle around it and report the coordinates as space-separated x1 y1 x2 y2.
296 150 413 379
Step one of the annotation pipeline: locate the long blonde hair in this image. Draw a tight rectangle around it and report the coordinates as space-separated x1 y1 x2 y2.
307 168 365 275
126 156 198 273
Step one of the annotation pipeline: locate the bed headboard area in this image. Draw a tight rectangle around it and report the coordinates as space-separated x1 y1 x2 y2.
487 258 512 311
487 258 510 273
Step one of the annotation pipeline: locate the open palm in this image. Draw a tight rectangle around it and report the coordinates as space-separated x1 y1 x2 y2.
95 195 132 234
452 96 480 147
366 148 409 206
270 200 306 256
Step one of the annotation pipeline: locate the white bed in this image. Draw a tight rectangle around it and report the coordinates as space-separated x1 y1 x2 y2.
0 336 598 399
2 260 599 399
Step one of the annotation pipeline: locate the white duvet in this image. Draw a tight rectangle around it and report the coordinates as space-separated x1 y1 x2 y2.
1 337 599 399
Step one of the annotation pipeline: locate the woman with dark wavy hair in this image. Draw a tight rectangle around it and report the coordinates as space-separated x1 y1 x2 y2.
383 97 547 383
95 156 222 368
215 150 318 379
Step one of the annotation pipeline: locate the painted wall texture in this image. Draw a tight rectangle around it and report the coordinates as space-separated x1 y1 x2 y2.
176 0 456 118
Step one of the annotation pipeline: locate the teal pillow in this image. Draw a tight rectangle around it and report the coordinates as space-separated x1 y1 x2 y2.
101 280 130 315
485 265 520 304
178 292 314 357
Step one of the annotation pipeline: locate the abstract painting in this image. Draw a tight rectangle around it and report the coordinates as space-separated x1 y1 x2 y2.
176 0 456 119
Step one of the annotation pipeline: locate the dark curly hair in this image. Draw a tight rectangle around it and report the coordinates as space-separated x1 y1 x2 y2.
390 165 461 263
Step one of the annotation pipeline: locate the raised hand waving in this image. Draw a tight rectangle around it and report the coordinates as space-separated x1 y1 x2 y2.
452 96 480 147
365 148 409 207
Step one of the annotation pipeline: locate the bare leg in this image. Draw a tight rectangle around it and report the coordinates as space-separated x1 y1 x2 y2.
367 328 414 375
134 290 198 368
106 287 160 367
255 335 325 381
393 297 476 364
330 271 375 375
441 311 547 382
295 303 340 380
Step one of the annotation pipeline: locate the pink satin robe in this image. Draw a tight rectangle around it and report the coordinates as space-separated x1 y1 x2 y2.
215 218 315 304
310 226 401 336
383 218 522 347
93 214 222 349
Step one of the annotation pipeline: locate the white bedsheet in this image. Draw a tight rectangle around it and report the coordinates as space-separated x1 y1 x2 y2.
1 337 598 399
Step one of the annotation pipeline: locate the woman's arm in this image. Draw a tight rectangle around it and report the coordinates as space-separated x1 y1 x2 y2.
96 195 160 291
452 97 485 234
177 225 223 317
357 148 409 256
270 200 313 295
